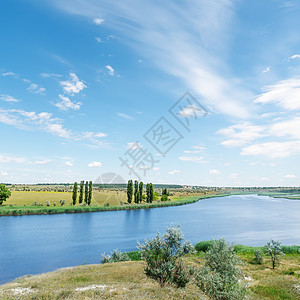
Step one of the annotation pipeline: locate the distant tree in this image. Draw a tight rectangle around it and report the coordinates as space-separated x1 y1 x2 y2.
265 240 284 269
127 180 133 203
139 181 143 203
134 180 139 204
84 181 89 203
146 183 150 203
59 199 66 206
162 188 169 196
72 182 78 205
0 184 11 205
149 183 154 203
79 181 84 204
88 181 93 205
161 194 168 201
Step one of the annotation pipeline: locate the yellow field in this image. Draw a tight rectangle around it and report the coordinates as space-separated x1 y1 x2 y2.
6 190 127 207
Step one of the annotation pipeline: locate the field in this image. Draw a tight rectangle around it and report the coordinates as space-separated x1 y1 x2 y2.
0 247 299 299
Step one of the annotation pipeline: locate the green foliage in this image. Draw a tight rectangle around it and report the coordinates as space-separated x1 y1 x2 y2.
265 240 284 269
84 181 89 204
45 201 51 207
139 181 143 203
0 184 11 205
153 191 159 201
162 188 169 196
59 199 66 206
281 245 300 254
253 250 264 265
88 181 92 205
134 180 139 203
79 181 84 204
127 180 133 203
149 183 153 203
126 251 141 261
138 225 195 287
196 239 247 300
195 240 215 252
72 182 77 205
101 249 131 264
161 194 168 201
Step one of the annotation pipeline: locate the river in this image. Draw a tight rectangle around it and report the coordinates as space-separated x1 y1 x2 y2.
0 194 299 284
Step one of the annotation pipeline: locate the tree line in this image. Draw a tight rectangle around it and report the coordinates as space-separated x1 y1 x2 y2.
72 181 92 205
127 180 154 203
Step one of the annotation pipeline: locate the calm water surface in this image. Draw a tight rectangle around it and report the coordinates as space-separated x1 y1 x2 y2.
0 194 299 284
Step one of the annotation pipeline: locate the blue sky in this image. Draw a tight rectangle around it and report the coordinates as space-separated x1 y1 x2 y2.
1 0 300 186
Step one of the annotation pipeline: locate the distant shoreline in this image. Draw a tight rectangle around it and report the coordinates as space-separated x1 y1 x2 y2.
0 194 230 217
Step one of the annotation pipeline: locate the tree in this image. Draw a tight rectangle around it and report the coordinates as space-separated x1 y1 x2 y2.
161 194 168 201
139 181 143 203
88 181 93 205
146 183 150 203
84 181 89 203
134 180 139 204
196 239 247 299
0 184 11 205
162 188 169 196
138 225 195 287
265 240 284 269
72 182 78 205
79 181 84 204
149 183 154 203
127 180 133 203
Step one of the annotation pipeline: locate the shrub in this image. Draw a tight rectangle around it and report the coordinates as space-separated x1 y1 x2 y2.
138 225 195 287
45 201 51 207
253 250 264 265
59 199 66 206
161 194 168 201
195 240 214 252
265 240 284 269
196 238 247 299
101 249 130 264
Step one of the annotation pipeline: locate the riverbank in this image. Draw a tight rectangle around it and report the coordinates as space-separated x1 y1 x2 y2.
0 194 229 216
0 243 299 299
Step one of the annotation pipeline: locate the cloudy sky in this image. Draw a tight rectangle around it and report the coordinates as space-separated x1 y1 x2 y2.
1 0 300 186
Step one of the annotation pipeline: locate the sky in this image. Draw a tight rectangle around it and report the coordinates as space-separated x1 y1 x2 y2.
1 0 300 186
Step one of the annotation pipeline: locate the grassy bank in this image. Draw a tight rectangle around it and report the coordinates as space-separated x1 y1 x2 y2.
0 194 229 216
0 243 299 299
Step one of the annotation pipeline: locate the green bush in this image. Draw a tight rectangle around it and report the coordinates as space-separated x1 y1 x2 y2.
265 240 284 269
281 245 300 254
195 240 214 252
138 225 195 287
161 194 168 201
253 250 264 265
101 249 130 264
196 239 247 299
127 251 141 261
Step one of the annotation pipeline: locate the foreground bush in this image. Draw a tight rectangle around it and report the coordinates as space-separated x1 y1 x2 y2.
265 240 284 269
196 239 247 300
101 249 130 264
138 225 195 287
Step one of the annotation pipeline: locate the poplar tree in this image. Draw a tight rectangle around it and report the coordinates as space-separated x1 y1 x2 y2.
127 180 133 203
84 181 89 203
79 180 84 204
72 182 78 205
146 183 150 203
139 181 143 203
134 180 139 204
149 183 154 203
88 181 93 205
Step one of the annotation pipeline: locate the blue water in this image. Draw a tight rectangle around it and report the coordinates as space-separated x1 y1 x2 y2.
0 194 299 284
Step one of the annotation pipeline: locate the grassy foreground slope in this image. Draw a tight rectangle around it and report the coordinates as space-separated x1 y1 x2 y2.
0 250 299 299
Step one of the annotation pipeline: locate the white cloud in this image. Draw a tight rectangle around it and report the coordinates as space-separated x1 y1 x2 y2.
254 78 300 110
178 156 204 163
0 94 20 103
285 174 296 178
168 169 180 175
60 73 86 94
127 142 142 149
27 83 46 94
0 154 27 164
65 161 73 166
40 73 62 78
241 141 300 158
34 160 50 165
218 123 266 147
55 94 82 111
2 71 16 77
262 66 271 73
1 171 8 176
209 169 220 175
288 54 300 60
95 37 102 43
117 112 133 120
88 161 102 167
93 17 104 25
105 65 115 76
178 104 207 118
